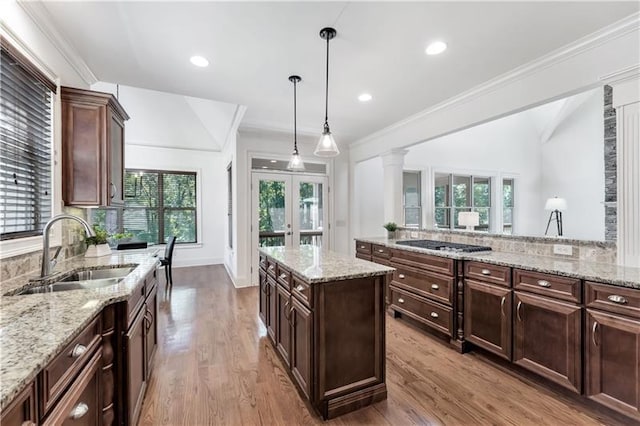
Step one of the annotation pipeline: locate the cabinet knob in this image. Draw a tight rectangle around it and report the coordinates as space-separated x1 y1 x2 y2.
398 274 405 279
481 269 491 275
537 280 551 288
69 402 89 420
360 245 365 249
378 249 384 253
607 295 628 305
398 298 405 304
70 344 87 358
279 273 287 280
295 284 305 292
268 265 275 271
431 284 439 290
430 312 439 319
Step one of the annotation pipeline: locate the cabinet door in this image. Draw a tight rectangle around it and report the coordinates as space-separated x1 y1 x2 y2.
276 285 292 367
586 309 640 421
464 279 512 360
514 292 582 393
1 382 36 426
108 112 125 206
259 269 268 325
267 279 277 343
291 297 313 399
125 309 147 426
145 284 158 379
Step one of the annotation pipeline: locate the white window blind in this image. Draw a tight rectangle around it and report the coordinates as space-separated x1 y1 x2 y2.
0 44 54 240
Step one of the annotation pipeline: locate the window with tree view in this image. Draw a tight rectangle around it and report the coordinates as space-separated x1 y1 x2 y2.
124 170 197 244
434 173 491 231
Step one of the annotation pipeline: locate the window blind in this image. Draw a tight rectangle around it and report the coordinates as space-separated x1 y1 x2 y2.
0 47 53 240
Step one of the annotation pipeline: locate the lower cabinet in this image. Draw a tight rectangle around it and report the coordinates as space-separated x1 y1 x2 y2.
125 303 146 426
267 278 277 343
144 283 158 379
586 309 640 421
290 297 313 399
259 268 268 325
464 279 512 360
1 382 36 426
513 291 582 393
276 283 292 366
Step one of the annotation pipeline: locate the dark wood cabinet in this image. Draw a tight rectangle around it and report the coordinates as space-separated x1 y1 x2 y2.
259 268 268 324
1 381 36 426
267 278 277 343
290 296 313 399
276 283 292 366
464 279 512 360
144 283 158 379
124 303 146 426
61 86 129 207
586 309 640 421
514 291 582 393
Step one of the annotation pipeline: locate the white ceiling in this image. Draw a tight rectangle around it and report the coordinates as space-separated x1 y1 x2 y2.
41 1 638 143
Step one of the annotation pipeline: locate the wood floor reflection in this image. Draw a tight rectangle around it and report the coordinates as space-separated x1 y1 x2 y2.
138 265 623 426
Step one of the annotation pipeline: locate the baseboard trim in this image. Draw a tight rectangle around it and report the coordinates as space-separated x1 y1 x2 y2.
173 258 223 268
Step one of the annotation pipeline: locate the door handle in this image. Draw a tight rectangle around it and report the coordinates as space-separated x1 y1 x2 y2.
500 296 505 317
592 322 599 346
516 301 522 321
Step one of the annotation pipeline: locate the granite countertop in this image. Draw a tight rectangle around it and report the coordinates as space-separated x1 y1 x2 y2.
0 248 160 412
259 246 395 284
357 237 640 290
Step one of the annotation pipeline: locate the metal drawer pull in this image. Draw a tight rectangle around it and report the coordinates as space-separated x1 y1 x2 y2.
398 274 405 279
431 284 439 290
500 296 505 317
592 322 599 346
430 312 439 319
69 402 89 419
268 265 275 270
516 301 522 321
398 298 405 304
537 280 551 288
481 269 491 275
70 344 87 358
279 273 287 280
360 245 366 249
295 284 305 292
607 295 628 304
378 249 384 253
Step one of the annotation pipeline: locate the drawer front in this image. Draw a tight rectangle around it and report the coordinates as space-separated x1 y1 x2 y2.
390 286 453 336
355 253 372 262
292 276 312 308
276 264 291 289
127 281 146 325
586 281 640 319
391 265 453 305
266 258 277 278
372 244 391 259
390 249 454 276
41 316 101 414
259 253 268 271
355 241 372 255
42 350 102 426
514 269 581 303
465 261 511 287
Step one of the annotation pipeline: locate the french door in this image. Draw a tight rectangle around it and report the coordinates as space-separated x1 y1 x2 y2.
251 172 328 283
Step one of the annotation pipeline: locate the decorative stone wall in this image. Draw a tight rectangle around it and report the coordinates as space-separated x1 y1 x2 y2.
604 85 617 242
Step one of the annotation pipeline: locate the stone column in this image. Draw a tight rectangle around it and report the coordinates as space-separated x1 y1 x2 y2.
611 70 640 267
381 149 409 225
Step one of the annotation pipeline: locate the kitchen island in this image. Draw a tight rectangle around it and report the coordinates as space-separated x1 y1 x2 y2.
258 246 394 420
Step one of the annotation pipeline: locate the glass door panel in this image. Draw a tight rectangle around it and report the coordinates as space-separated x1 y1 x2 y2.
257 178 290 247
294 178 325 248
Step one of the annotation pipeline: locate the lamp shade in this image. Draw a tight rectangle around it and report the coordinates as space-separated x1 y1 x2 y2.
545 197 567 211
314 131 340 157
458 211 480 227
287 151 305 171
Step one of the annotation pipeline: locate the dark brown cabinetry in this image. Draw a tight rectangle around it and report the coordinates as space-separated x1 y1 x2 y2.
258 267 268 325
61 87 129 207
1 382 36 426
585 282 640 421
290 295 313 399
124 300 146 426
275 283 292 366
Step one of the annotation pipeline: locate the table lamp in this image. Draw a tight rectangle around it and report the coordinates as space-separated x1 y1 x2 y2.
544 196 567 236
458 211 480 231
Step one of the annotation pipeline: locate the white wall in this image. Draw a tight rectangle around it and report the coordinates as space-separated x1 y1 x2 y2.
353 157 385 238
125 145 227 268
541 88 605 240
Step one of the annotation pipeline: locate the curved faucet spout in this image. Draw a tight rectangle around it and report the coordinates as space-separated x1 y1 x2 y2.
41 214 96 278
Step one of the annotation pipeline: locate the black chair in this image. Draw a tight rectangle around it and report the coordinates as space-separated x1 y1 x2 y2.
116 241 148 250
159 236 177 291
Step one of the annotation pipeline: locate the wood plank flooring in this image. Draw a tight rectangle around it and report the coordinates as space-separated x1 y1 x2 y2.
139 265 626 425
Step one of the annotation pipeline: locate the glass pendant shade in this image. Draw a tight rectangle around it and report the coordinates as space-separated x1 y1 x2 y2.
314 128 340 157
287 150 305 171
316 27 340 158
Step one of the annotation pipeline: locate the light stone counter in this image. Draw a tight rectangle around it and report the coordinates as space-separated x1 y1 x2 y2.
357 237 640 290
0 248 160 412
259 246 394 283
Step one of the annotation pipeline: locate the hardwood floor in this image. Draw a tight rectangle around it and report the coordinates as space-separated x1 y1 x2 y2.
139 265 625 426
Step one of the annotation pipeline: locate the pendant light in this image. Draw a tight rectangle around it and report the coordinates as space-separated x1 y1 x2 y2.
287 75 305 171
314 27 340 157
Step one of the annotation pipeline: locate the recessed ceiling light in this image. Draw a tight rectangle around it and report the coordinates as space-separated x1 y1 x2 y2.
425 41 447 56
358 93 372 102
190 55 209 67
270 160 277 163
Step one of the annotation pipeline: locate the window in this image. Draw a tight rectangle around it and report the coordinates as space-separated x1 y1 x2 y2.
403 171 421 227
123 169 197 244
503 178 514 234
0 43 55 240
227 163 233 249
434 173 491 231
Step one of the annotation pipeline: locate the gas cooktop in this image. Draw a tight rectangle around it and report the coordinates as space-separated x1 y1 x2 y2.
395 239 492 253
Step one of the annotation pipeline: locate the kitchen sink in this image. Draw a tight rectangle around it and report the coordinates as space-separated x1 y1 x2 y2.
16 266 136 295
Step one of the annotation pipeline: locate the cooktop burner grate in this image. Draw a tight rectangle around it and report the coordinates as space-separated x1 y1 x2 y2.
396 239 492 253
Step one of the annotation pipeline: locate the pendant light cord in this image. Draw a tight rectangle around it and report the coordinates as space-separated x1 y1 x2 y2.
293 78 298 153
324 35 329 127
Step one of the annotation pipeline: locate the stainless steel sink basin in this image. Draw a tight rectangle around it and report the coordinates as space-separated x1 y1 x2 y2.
58 266 136 282
16 266 136 295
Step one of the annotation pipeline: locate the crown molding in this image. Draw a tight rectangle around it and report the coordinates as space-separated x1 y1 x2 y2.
600 64 640 85
0 21 57 82
18 0 97 86
238 120 319 139
351 11 640 149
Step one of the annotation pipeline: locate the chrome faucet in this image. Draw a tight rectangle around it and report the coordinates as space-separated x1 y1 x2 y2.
41 214 96 278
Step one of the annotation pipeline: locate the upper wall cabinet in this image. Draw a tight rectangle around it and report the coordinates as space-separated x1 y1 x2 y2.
61 87 129 207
